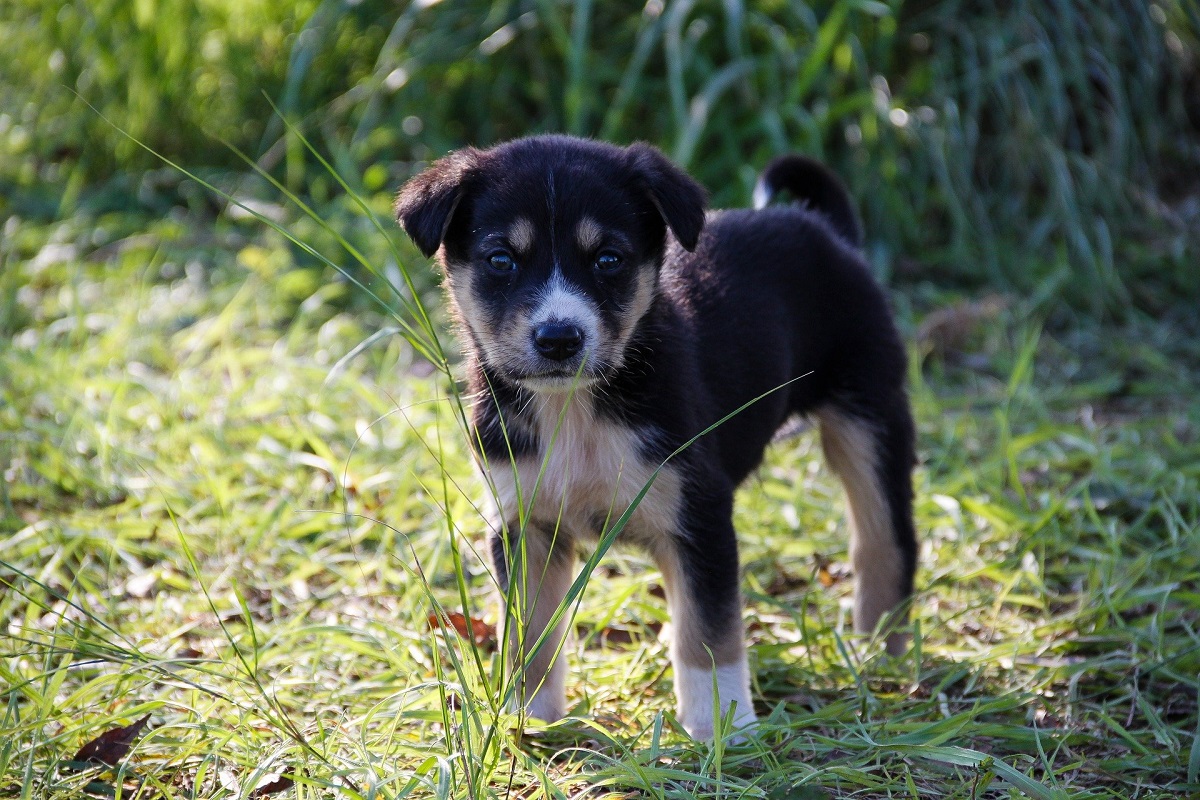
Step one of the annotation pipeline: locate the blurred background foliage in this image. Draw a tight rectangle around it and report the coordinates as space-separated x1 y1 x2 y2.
2 0 1197 312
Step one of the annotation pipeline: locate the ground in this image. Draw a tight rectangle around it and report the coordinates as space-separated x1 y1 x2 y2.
1 197 1198 799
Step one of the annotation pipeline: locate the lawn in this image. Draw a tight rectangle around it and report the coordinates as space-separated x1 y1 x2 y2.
2 1 1200 798
3 179 1198 798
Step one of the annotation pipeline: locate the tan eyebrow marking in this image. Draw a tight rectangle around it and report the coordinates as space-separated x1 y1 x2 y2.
508 217 535 253
575 217 604 252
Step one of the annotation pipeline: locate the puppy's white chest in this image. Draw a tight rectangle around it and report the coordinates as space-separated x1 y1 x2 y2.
486 394 680 539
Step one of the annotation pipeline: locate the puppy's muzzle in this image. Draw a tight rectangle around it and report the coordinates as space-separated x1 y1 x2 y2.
532 322 584 362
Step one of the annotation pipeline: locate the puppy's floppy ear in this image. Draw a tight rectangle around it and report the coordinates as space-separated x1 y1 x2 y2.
394 147 481 257
626 142 707 251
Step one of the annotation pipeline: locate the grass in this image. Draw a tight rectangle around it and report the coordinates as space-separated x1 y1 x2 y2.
1 1 1198 795
3 1 1198 309
2 169 1199 798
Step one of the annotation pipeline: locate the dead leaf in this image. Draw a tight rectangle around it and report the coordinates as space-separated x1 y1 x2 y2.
917 294 1007 356
577 621 664 649
604 629 635 646
124 572 157 599
908 681 932 699
218 768 241 795
816 565 836 588
766 567 808 595
811 553 848 588
781 692 822 711
428 611 496 648
70 714 151 766
250 772 295 798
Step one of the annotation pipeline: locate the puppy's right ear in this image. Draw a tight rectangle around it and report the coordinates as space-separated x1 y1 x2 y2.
626 142 707 251
394 148 481 257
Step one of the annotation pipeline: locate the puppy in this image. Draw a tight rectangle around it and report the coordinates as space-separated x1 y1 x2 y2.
394 135 916 740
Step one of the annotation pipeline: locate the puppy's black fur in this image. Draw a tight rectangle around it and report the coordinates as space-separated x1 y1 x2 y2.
395 135 916 739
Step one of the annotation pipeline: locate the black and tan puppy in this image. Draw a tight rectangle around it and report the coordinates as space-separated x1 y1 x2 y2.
395 135 916 739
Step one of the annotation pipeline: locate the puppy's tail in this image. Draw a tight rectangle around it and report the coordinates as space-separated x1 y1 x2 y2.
752 155 863 248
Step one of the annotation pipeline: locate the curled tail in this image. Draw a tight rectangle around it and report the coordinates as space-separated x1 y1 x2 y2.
752 155 863 248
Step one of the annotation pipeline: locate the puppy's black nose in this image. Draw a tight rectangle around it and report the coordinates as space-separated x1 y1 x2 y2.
533 323 583 361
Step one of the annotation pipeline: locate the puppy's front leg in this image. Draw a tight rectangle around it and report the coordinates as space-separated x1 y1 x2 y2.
490 524 574 723
654 498 756 739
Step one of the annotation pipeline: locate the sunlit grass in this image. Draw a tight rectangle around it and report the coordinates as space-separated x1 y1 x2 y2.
2 180 1199 797
1 0 1198 794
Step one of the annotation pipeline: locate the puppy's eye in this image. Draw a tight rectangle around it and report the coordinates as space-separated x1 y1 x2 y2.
487 252 516 273
595 252 623 273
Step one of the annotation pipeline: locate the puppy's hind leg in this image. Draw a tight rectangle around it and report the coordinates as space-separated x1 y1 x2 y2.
818 403 917 655
490 523 574 723
653 493 756 740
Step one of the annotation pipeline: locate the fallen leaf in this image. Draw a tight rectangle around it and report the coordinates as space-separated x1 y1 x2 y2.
917 294 1007 356
781 692 822 711
816 565 836 588
124 572 157 598
218 768 241 795
428 611 496 648
766 567 808 595
811 553 848 588
250 772 295 798
70 714 151 766
587 626 635 647
577 620 665 649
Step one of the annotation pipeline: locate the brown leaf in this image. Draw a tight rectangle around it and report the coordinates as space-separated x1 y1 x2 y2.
428 611 496 648
811 553 848 588
579 621 664 649
908 681 932 700
917 294 1007 356
250 772 295 798
603 627 635 646
816 565 836 588
766 567 808 595
71 714 151 766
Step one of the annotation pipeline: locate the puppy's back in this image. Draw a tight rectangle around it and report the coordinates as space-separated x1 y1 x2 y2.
660 205 902 483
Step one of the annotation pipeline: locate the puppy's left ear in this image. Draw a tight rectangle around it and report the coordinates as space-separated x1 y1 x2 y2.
627 143 707 251
394 148 481 257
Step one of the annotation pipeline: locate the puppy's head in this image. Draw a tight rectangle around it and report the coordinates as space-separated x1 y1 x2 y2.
395 135 706 391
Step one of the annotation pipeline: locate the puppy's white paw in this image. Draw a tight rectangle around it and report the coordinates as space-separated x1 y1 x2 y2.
680 698 758 741
524 687 567 723
675 660 757 741
510 650 568 723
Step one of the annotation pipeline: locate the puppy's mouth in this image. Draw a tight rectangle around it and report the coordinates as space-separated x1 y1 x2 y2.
507 322 606 391
516 371 600 392
472 328 607 393
502 356 603 392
